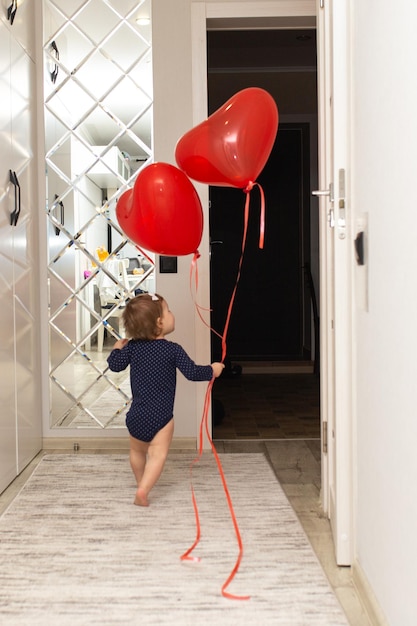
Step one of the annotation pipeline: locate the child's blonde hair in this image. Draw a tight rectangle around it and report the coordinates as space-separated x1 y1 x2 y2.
122 293 164 340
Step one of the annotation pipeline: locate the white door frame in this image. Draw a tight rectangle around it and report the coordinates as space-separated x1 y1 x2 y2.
191 0 353 565
317 0 353 565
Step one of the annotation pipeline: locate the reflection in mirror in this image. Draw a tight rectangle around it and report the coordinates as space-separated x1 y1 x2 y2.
43 0 154 429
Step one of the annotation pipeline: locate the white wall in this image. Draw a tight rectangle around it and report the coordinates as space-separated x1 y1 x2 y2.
352 1 417 623
152 0 210 440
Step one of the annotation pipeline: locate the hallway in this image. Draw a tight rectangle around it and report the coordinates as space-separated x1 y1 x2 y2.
210 369 371 624
213 371 320 440
0 439 371 625
215 439 371 625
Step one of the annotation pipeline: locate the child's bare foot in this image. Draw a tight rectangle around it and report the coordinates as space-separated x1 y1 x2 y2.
134 487 149 507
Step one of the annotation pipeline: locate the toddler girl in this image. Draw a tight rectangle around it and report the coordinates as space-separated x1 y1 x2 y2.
107 293 224 506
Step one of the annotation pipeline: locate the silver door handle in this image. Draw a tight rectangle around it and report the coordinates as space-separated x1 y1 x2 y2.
313 184 335 228
312 182 334 201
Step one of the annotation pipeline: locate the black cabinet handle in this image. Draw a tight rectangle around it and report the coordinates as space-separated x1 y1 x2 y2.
9 170 21 226
49 41 59 84
7 0 17 25
53 194 64 235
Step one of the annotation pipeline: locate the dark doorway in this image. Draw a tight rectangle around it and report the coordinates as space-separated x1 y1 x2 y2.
207 28 320 439
210 123 311 362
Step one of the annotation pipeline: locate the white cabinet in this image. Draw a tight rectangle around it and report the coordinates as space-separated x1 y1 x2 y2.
1 0 36 61
0 4 42 494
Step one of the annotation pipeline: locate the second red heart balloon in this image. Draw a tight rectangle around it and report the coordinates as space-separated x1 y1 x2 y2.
116 163 203 256
175 87 279 189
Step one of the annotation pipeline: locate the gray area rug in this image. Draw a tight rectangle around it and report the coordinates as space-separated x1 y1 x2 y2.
0 454 349 625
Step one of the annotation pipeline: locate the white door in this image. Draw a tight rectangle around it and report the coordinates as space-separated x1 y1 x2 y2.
10 26 42 472
0 18 18 494
316 0 353 566
191 0 353 565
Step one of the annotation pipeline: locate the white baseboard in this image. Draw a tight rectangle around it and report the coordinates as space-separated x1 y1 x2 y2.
352 560 389 626
42 437 197 451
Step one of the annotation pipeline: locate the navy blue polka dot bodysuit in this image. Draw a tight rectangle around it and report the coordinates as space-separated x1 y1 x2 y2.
107 339 213 442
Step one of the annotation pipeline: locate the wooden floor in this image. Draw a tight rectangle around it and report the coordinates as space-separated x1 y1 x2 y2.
212 371 320 440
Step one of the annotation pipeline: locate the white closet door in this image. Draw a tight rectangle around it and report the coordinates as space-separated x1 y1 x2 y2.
10 25 42 472
0 20 18 493
3 0 36 61
0 3 42 490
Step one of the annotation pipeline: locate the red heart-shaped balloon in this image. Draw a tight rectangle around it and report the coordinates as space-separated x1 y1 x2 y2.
115 188 137 241
175 87 278 189
116 163 203 256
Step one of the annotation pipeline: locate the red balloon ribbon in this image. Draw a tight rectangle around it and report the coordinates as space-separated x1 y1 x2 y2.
189 251 222 340
180 378 250 601
188 182 265 339
244 181 265 249
181 187 261 600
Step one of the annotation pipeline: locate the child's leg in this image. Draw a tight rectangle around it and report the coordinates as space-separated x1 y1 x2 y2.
135 419 174 506
129 435 149 487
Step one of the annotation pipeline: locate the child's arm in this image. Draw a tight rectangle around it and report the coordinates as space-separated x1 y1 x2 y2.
107 338 130 372
174 344 225 381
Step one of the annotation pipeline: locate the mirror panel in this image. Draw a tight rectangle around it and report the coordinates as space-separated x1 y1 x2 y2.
43 0 154 429
72 0 122 44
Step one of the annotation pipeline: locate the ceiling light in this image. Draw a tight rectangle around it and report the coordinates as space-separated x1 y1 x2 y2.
136 17 150 26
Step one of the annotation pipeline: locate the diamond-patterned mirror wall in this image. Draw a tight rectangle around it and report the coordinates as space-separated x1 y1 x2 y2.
43 0 154 429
